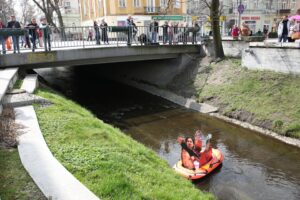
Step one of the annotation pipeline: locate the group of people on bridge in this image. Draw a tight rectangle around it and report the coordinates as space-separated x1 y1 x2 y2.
0 15 51 55
0 15 201 55
89 16 201 46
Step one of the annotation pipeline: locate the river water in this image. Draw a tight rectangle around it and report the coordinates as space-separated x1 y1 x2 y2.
36 65 300 200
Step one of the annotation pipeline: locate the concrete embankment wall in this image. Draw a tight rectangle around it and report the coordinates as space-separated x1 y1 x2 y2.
204 39 300 74
242 43 300 74
203 39 249 58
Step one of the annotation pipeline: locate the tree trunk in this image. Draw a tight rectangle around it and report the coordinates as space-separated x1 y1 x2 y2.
51 0 66 40
210 0 224 59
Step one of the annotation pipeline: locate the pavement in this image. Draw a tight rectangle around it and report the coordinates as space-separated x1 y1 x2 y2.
0 68 18 114
15 106 100 200
11 74 100 200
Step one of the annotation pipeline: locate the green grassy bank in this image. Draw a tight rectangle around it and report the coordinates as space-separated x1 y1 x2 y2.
0 149 45 200
34 89 213 200
196 59 300 138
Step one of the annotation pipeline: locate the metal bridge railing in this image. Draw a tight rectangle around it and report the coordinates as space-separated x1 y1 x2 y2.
0 25 201 54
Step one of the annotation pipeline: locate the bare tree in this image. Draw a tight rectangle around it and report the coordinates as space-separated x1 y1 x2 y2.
20 0 36 25
206 0 224 59
31 0 64 28
32 0 66 39
0 0 15 23
167 0 225 59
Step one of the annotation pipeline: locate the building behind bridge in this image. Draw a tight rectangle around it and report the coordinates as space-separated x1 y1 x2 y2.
78 0 187 27
221 0 300 34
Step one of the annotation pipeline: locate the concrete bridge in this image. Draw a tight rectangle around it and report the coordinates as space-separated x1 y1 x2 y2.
0 45 201 69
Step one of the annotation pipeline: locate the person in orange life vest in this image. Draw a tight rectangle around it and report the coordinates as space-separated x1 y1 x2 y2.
178 131 214 168
178 130 203 153
198 137 213 166
194 130 203 152
177 131 203 169
180 137 196 169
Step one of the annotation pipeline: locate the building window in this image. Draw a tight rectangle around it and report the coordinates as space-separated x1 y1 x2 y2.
282 1 287 9
92 0 95 15
83 1 87 15
173 0 180 8
98 0 102 12
265 0 270 9
147 0 155 7
119 0 126 7
291 0 296 8
134 0 140 7
160 0 167 8
243 0 248 10
64 1 71 9
253 0 258 9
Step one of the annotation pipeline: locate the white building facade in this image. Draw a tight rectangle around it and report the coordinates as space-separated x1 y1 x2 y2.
54 0 81 27
222 0 299 34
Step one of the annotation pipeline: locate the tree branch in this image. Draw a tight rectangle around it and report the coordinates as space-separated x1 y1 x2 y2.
202 0 211 9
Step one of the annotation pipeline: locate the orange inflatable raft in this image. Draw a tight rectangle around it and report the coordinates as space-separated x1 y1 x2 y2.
173 148 224 180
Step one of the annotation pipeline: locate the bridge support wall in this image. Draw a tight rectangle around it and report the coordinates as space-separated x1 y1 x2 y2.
203 39 249 58
242 43 300 74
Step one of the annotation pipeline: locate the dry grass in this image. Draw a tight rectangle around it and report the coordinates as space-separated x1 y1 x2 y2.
0 106 23 148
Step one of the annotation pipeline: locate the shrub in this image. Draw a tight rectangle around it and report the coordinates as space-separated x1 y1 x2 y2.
268 32 278 38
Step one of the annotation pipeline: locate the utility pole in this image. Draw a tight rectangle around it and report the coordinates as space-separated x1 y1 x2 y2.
238 0 242 27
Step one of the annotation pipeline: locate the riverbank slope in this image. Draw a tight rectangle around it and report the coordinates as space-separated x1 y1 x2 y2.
34 88 213 200
167 58 300 139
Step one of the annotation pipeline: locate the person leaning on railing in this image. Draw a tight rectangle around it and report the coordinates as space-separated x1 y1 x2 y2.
100 19 109 44
40 17 51 52
0 18 7 54
7 15 21 54
27 18 39 52
126 16 133 46
94 21 101 45
192 22 200 44
162 21 169 44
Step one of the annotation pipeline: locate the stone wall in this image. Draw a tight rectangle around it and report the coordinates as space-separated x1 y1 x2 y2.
242 42 300 74
203 38 249 58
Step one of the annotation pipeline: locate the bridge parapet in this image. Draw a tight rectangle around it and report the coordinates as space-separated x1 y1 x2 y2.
0 45 201 69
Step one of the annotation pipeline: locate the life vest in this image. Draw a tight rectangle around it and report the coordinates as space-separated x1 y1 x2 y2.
194 136 202 152
199 147 213 166
181 149 194 169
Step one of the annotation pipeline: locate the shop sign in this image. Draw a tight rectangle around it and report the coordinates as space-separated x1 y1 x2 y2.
151 15 183 20
241 16 260 20
207 16 226 21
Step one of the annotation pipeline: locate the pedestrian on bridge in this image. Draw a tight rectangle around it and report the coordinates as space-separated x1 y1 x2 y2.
40 17 51 52
100 19 109 44
27 18 39 52
162 21 169 44
0 18 7 54
149 20 158 44
7 15 21 54
126 16 133 46
278 15 290 43
192 22 200 44
87 29 93 41
94 21 101 45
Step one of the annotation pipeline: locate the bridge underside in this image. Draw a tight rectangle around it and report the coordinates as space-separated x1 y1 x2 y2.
0 45 201 69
